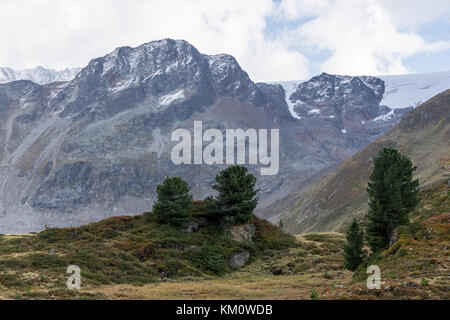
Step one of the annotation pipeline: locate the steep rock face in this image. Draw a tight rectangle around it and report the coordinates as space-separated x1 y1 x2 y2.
289 73 412 137
291 73 385 120
0 39 410 233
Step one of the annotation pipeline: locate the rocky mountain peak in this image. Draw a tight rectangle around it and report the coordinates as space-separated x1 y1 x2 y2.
54 39 264 120
288 72 389 125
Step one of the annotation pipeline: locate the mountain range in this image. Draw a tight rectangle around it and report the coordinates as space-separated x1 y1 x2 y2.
264 89 450 233
0 39 449 233
0 66 81 85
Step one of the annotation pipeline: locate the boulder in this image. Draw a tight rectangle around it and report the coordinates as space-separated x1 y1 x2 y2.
389 229 398 248
222 223 256 242
183 221 200 233
229 252 250 269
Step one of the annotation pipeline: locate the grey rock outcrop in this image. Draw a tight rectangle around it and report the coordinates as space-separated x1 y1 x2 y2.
183 222 200 233
229 252 250 269
225 223 256 242
389 230 398 248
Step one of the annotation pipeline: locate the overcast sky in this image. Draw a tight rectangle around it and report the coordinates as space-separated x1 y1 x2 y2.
1 0 450 82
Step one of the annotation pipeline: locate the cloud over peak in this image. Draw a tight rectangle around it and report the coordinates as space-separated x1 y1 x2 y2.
1 0 449 81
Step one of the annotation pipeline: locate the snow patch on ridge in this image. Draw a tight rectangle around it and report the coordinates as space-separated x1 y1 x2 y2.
308 108 320 115
277 81 302 119
159 89 185 106
373 110 395 122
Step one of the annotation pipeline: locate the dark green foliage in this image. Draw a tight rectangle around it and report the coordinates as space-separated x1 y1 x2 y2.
191 241 227 275
397 221 424 240
343 219 366 271
153 177 193 227
30 254 66 268
207 165 258 225
366 147 419 252
310 289 318 300
421 277 429 286
251 216 296 250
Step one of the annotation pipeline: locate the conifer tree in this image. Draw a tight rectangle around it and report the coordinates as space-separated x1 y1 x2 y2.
153 177 192 226
208 165 258 225
343 218 365 271
365 147 419 252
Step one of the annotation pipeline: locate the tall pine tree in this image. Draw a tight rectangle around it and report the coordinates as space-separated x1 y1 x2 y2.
366 147 419 252
343 218 365 271
153 177 192 226
207 165 258 225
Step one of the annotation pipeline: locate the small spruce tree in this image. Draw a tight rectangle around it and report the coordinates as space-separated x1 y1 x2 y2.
153 177 192 226
208 165 258 225
343 218 365 271
366 147 419 252
279 219 284 230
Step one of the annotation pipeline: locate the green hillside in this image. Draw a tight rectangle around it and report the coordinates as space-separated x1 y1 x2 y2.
0 202 295 299
0 182 448 299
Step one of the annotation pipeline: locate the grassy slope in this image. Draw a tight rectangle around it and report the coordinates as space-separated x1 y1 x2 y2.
0 183 447 299
0 203 295 299
350 182 450 299
269 89 450 234
0 229 351 300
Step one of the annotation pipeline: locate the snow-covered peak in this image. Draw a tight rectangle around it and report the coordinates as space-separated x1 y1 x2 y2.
0 66 81 85
207 54 240 78
276 70 450 120
295 73 384 101
74 39 255 97
277 73 384 120
98 39 201 78
48 39 266 119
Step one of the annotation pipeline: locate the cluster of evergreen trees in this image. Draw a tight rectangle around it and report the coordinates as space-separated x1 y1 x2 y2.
153 165 259 227
343 147 419 271
152 147 419 272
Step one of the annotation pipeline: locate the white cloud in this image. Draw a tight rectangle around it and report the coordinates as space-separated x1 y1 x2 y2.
280 0 450 76
0 0 309 82
275 0 331 20
0 0 449 81
378 0 450 30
